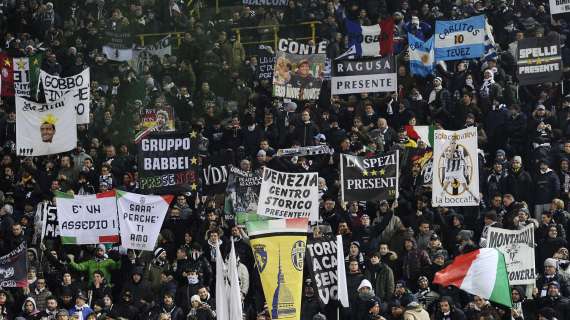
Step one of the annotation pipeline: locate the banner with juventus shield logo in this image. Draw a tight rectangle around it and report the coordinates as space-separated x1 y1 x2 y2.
432 127 479 207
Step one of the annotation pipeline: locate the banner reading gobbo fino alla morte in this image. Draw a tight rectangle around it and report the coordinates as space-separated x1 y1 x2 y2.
257 168 319 222
432 127 479 207
248 218 307 320
484 224 536 285
340 151 399 202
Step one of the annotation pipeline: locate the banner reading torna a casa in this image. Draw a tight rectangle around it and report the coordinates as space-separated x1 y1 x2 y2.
248 218 307 320
55 191 119 245
137 131 200 192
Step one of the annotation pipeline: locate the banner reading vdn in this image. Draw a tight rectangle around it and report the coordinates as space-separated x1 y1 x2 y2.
332 56 396 95
16 95 77 156
435 15 485 61
340 151 399 202
117 191 173 251
432 127 479 207
485 224 536 285
40 68 90 124
258 167 319 221
55 191 119 245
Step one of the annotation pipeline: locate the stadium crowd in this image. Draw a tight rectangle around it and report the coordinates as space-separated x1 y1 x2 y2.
0 0 569 320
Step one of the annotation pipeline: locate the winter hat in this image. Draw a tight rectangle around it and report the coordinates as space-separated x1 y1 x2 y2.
544 258 558 268
154 247 166 259
496 149 506 158
76 291 88 301
350 241 360 249
538 307 558 320
191 295 201 303
400 293 418 308
366 298 380 310
97 244 106 252
357 279 372 291
548 281 560 289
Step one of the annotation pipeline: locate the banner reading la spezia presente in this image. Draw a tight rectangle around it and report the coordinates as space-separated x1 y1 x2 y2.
55 190 119 245
116 190 173 251
484 224 536 285
16 95 77 157
432 127 479 207
40 68 90 124
257 167 319 222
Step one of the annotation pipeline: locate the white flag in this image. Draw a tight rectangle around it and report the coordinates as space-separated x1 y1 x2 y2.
336 235 349 308
215 244 229 320
228 239 243 320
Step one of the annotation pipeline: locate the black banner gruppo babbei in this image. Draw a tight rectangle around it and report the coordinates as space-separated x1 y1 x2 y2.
0 242 28 287
516 37 562 86
137 132 200 191
340 151 399 202
305 238 339 306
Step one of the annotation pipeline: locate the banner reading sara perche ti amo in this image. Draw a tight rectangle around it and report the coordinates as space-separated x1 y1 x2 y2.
55 190 119 245
273 39 325 101
257 167 319 222
434 15 485 61
432 127 480 207
117 191 173 251
516 37 562 86
137 131 200 191
305 237 340 307
0 242 27 288
484 224 536 285
340 150 399 202
40 68 90 124
247 218 307 320
331 55 396 95
16 95 77 157
550 0 570 15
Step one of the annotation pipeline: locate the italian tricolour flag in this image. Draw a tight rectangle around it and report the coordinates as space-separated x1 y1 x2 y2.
405 125 434 147
433 248 512 308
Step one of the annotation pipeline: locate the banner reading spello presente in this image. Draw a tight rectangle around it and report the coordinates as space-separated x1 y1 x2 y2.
55 191 119 245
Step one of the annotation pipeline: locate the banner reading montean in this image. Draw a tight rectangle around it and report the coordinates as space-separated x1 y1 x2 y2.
550 0 570 15
432 127 479 207
137 131 200 191
258 168 319 221
40 68 90 124
332 56 396 95
248 218 307 320
516 37 562 86
305 238 340 307
485 224 536 285
340 151 399 202
273 51 324 101
55 191 119 245
117 191 173 251
0 242 27 288
16 95 77 157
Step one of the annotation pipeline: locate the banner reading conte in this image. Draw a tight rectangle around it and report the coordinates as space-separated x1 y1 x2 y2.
432 127 480 207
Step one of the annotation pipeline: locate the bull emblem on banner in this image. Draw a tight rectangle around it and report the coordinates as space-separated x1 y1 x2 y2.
254 244 268 273
0 267 15 279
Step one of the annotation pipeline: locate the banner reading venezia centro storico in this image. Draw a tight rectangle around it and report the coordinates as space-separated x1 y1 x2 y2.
340 151 399 202
137 131 200 191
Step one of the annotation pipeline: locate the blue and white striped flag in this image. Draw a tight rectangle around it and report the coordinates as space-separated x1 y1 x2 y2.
435 15 485 61
482 18 497 61
409 34 434 77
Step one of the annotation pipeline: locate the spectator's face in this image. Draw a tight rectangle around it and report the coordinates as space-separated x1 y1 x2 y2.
439 301 450 313
474 296 485 308
37 279 46 289
379 244 388 255
349 261 359 272
25 301 34 313
12 225 22 236
302 111 310 122
370 256 380 264
198 288 208 300
93 273 103 284
63 273 71 284
164 295 173 305
210 232 219 243
404 240 413 250
0 293 6 304
132 274 141 283
511 290 521 303
103 296 112 307
545 264 557 275
419 223 430 234
47 299 58 310
548 286 560 297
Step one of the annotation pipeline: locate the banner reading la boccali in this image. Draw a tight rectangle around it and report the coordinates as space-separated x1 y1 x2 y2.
550 0 570 14
248 218 307 320
340 151 399 202
485 225 536 285
332 56 396 95
0 242 27 288
16 95 77 156
55 191 119 245
432 127 479 207
516 37 562 86
137 131 200 191
40 68 90 124
258 168 319 221
273 51 324 101
306 238 339 307
435 15 485 61
117 191 173 251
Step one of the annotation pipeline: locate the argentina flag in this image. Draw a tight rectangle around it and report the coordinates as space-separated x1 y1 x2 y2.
409 34 434 77
434 15 485 61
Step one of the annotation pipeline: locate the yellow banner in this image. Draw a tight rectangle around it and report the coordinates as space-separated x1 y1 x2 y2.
251 234 306 320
